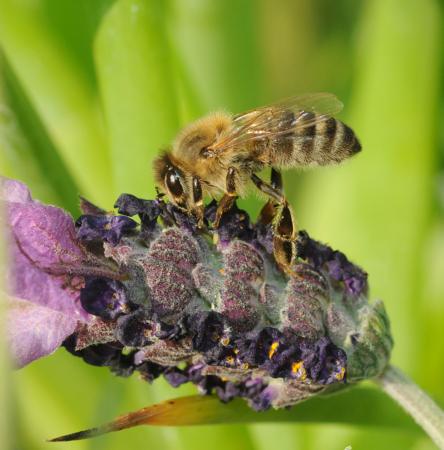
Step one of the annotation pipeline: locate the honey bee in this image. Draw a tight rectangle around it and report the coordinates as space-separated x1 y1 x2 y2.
153 93 361 271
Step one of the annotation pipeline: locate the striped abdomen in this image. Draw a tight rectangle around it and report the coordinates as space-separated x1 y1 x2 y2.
269 112 362 168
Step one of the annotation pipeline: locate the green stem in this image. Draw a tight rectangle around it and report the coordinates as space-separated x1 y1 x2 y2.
376 365 444 449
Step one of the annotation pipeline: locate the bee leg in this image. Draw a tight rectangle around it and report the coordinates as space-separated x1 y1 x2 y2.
257 169 283 225
251 171 297 272
270 167 283 191
191 176 205 229
273 201 298 271
214 167 238 228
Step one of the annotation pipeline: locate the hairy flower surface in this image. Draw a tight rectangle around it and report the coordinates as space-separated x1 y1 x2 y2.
1 178 92 367
2 177 393 409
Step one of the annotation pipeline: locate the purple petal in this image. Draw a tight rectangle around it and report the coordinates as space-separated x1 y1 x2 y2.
10 242 86 318
0 177 32 203
7 297 79 368
9 202 83 268
6 199 87 319
1 177 90 366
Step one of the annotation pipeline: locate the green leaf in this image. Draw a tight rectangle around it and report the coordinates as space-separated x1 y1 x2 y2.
169 0 265 112
0 0 112 206
94 0 179 198
39 0 115 91
0 52 79 214
49 386 425 442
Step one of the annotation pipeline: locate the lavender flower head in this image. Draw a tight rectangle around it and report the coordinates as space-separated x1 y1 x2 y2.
2 177 393 410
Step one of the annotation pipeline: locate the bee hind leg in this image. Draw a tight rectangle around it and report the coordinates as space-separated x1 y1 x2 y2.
272 201 298 271
252 169 297 272
214 167 238 228
257 168 283 225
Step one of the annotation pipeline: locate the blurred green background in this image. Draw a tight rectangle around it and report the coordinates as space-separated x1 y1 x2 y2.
0 0 443 448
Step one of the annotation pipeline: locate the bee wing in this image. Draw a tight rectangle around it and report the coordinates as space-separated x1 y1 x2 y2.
212 92 343 152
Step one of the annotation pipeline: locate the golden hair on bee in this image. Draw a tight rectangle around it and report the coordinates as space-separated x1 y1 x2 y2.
172 111 232 164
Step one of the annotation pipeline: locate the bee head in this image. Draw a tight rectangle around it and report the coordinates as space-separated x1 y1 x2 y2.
153 152 189 211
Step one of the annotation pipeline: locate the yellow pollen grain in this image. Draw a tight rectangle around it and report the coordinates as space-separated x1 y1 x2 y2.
268 341 279 359
241 363 249 370
335 367 346 381
291 361 307 381
225 356 235 365
104 223 112 230
219 268 225 275
220 337 230 346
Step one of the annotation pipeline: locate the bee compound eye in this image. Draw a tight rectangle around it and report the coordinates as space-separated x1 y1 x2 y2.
165 168 184 198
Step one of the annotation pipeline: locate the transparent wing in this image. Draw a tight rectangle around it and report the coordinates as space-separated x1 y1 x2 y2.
212 92 343 152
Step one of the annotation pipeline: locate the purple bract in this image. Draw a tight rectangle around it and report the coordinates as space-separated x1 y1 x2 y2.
2 177 88 367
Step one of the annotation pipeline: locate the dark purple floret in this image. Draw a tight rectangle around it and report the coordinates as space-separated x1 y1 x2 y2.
263 345 301 378
300 337 347 384
196 374 226 395
186 311 225 353
163 367 190 387
114 194 162 229
177 363 217 393
67 339 123 367
80 278 127 320
136 361 168 382
237 327 285 366
175 362 274 407
80 344 121 367
344 277 366 297
327 252 347 280
64 334 137 376
186 363 206 383
115 311 151 347
63 335 122 367
296 230 334 266
62 333 79 355
76 214 137 245
214 377 274 410
215 381 241 403
155 318 187 341
206 200 254 245
297 230 368 296
160 202 200 232
249 383 277 411
109 352 136 377
327 253 368 296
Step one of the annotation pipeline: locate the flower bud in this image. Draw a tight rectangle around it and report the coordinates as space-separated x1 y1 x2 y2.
4 179 393 411
68 196 393 410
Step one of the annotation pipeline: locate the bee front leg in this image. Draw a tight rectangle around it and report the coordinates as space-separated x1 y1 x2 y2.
252 170 297 272
192 176 205 228
214 167 238 228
